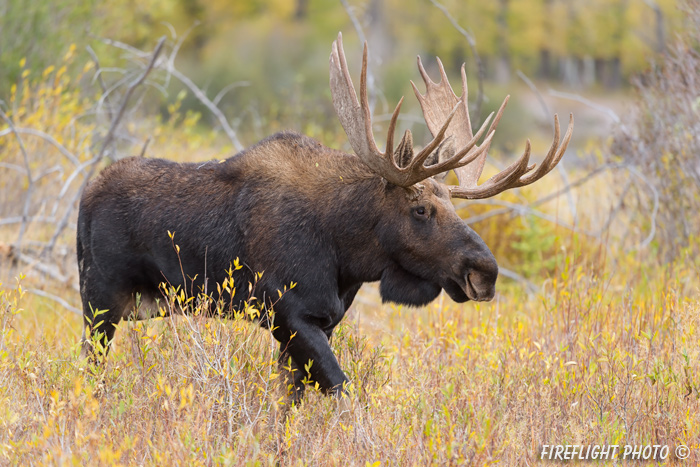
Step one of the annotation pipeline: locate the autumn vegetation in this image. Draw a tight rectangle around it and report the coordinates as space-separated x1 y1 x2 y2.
1 0 699 465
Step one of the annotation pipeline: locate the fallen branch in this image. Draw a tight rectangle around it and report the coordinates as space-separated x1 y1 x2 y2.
26 288 81 315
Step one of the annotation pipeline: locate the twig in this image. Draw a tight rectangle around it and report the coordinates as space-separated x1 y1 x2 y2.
165 66 245 152
25 288 81 315
0 108 34 248
165 21 200 89
44 36 167 255
516 70 550 121
516 69 576 219
548 89 621 123
339 0 381 114
86 45 114 120
625 166 659 251
428 0 485 125
498 267 538 294
138 137 151 158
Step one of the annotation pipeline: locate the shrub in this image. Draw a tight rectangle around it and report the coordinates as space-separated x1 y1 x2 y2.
611 0 700 259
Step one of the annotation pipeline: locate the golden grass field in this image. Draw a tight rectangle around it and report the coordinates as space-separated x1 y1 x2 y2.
1 232 699 465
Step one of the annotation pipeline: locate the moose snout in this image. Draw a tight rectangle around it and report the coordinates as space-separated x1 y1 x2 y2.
463 251 499 301
465 272 497 301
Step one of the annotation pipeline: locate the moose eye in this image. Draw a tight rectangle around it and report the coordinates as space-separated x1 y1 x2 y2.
413 206 429 220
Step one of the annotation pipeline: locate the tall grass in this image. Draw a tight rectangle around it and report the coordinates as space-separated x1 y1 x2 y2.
0 233 698 464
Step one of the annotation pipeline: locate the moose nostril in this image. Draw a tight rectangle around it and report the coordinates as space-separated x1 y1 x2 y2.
466 272 497 302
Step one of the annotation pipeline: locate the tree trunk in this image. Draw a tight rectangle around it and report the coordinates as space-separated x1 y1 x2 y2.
295 0 308 20
582 56 596 88
539 49 552 79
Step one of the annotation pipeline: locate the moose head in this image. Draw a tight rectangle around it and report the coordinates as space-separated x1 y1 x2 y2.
328 32 573 305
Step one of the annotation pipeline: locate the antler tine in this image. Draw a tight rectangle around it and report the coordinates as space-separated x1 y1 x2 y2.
408 102 461 170
385 97 404 160
449 113 575 199
359 41 397 169
417 112 495 177
454 93 509 187
516 113 573 186
330 32 404 180
449 141 533 199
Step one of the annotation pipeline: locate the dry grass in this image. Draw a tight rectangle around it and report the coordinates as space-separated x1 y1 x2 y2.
0 234 698 465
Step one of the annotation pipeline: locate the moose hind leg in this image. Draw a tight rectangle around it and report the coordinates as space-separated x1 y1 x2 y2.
79 278 131 362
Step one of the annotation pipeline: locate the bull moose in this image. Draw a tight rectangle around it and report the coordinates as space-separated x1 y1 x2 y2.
77 33 573 399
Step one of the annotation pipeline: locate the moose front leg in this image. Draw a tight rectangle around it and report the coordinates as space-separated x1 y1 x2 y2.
274 316 349 400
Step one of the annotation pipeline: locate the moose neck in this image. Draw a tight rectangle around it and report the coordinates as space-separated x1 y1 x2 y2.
234 132 396 289
328 173 394 287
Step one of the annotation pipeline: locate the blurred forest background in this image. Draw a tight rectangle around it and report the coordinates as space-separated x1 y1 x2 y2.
0 0 687 136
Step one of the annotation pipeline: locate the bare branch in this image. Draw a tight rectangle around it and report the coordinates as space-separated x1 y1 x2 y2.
428 0 485 124
86 45 113 121
0 216 61 227
625 166 659 251
45 37 167 255
460 198 599 238
516 70 576 219
549 89 621 123
0 127 82 167
498 267 538 294
25 288 81 315
339 0 383 114
166 67 246 152
0 107 34 248
212 82 251 107
459 163 624 225
14 251 71 284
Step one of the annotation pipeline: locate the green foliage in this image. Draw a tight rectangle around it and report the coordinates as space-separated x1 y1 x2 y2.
511 215 558 279
0 0 97 97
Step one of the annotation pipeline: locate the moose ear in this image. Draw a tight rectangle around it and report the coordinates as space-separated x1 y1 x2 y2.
393 129 414 168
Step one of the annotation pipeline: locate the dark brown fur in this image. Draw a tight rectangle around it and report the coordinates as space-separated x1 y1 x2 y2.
77 131 497 398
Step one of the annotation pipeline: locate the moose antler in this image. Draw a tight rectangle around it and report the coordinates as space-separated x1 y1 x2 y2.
329 32 495 188
412 57 574 199
329 32 574 197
